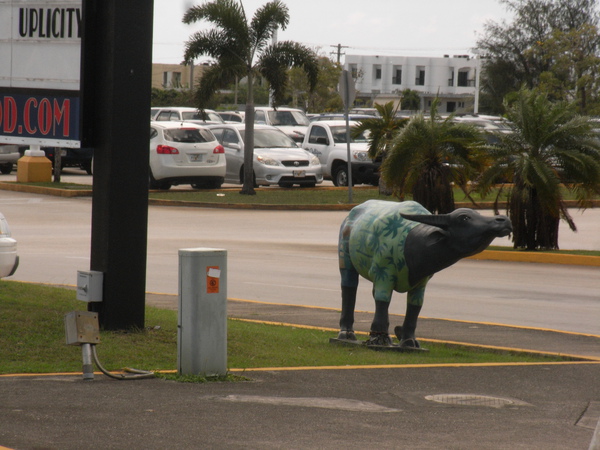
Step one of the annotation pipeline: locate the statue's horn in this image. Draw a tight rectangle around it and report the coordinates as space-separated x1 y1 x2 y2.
401 213 451 230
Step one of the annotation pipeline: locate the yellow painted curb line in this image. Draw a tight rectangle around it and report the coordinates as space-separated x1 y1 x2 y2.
0 181 91 197
469 249 600 266
228 360 600 372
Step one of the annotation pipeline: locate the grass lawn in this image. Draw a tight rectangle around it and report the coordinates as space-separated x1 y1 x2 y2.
6 180 595 206
148 185 509 205
0 281 569 377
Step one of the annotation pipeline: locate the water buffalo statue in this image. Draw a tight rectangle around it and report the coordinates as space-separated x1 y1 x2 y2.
337 200 512 349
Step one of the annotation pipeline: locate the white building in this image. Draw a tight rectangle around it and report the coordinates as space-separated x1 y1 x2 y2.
344 54 480 114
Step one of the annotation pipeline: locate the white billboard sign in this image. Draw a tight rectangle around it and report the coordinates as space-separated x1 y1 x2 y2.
0 0 82 146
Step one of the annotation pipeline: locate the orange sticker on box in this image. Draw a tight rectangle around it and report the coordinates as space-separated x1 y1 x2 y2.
206 266 220 294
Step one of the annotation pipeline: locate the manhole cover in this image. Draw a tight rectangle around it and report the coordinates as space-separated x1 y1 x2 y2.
425 394 517 408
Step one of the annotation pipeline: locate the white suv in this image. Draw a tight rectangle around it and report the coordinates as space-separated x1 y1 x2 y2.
153 107 224 124
149 122 226 190
0 212 18 278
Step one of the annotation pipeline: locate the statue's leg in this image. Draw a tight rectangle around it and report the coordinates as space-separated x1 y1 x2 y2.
394 284 426 348
395 303 422 348
367 300 392 346
338 267 359 340
338 285 357 340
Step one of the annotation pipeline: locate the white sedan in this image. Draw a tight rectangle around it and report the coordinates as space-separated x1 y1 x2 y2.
149 122 226 190
0 213 18 278
207 124 323 187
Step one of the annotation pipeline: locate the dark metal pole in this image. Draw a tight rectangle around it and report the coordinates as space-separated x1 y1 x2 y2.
81 0 154 330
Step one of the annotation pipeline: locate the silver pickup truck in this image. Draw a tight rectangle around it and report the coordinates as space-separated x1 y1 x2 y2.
301 120 379 186
0 144 22 174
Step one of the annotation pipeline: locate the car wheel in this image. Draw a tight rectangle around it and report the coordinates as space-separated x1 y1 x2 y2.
0 163 12 175
333 165 349 187
149 171 171 190
82 160 92 175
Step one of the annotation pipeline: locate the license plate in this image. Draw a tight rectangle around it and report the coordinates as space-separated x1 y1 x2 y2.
190 154 202 162
293 170 305 177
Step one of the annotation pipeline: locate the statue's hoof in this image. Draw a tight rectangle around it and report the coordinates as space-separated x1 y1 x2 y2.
337 330 357 341
394 325 403 341
394 326 421 348
366 332 393 347
399 338 421 349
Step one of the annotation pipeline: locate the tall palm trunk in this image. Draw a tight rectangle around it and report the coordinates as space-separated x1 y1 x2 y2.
509 183 560 250
377 150 393 196
412 164 455 214
241 70 256 195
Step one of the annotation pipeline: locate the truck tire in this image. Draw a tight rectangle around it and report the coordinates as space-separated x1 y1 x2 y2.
0 163 12 174
333 165 349 187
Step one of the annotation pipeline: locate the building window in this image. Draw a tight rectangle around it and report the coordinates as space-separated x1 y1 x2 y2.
415 67 425 86
162 71 182 89
172 72 182 88
447 102 456 113
448 68 454 87
350 64 358 78
392 67 402 85
374 66 382 80
457 70 472 87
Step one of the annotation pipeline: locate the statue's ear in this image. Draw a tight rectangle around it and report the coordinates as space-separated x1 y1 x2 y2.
401 213 451 230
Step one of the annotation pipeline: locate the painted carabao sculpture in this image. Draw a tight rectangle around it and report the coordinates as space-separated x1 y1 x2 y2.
337 200 512 349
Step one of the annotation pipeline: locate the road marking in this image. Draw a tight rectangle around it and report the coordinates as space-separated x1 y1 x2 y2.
242 281 338 292
220 394 401 412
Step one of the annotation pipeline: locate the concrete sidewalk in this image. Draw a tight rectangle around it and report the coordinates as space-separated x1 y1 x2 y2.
2 297 599 450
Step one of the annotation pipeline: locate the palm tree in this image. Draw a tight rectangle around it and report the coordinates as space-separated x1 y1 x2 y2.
380 99 484 214
351 101 407 195
182 0 319 195
477 87 600 250
400 89 421 111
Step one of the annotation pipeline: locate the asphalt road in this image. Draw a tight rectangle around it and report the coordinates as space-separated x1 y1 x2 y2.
0 171 598 335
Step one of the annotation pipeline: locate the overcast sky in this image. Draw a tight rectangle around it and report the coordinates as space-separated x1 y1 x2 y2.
152 0 513 64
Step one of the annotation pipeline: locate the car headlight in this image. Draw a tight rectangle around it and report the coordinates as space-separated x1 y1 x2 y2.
309 154 320 166
352 151 370 162
256 155 281 166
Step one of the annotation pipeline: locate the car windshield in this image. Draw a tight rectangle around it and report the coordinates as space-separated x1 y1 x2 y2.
267 110 310 126
241 128 298 148
0 214 11 237
163 128 214 143
181 111 224 123
329 126 370 144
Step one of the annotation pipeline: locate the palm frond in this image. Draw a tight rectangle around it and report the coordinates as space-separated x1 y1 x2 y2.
380 101 484 212
183 0 247 32
184 29 245 65
194 63 243 107
352 102 406 159
258 41 318 106
250 0 289 53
